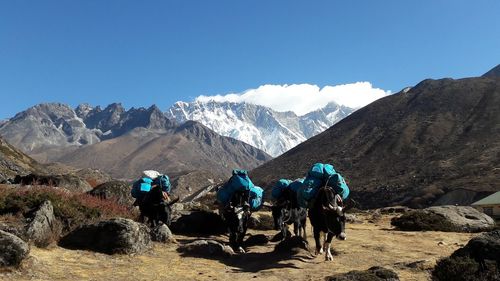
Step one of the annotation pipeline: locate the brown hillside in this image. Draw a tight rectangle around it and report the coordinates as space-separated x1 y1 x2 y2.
0 137 43 181
251 76 500 208
56 121 271 180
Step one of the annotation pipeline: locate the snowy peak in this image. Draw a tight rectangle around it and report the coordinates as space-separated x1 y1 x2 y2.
166 101 354 156
0 102 176 154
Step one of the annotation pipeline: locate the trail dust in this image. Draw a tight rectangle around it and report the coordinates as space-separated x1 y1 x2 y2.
0 213 474 281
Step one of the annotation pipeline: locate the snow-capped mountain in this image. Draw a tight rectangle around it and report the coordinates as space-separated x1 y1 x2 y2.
166 101 353 156
0 103 174 154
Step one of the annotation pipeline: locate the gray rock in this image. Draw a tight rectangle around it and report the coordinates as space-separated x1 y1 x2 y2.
453 230 500 263
0 230 30 267
325 266 400 281
391 205 495 232
248 213 275 230
433 230 500 280
177 239 234 257
59 218 151 254
87 180 133 205
345 213 362 223
26 200 60 247
151 224 174 243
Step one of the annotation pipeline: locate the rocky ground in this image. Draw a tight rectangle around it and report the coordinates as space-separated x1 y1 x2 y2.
0 213 476 281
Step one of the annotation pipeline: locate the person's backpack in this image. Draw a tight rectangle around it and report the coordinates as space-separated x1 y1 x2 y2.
154 174 171 193
131 177 153 199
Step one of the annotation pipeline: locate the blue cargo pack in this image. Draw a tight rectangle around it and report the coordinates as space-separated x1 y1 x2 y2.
327 173 350 200
217 169 255 206
289 178 305 193
271 179 292 200
154 174 171 193
131 177 153 199
249 186 264 211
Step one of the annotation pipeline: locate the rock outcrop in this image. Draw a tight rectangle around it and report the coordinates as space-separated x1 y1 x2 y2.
59 218 151 254
0 230 30 267
25 200 60 247
391 205 495 232
150 224 174 243
87 180 133 205
177 240 234 257
433 230 500 281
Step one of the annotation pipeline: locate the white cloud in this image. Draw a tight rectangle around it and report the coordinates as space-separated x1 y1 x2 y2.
195 82 390 116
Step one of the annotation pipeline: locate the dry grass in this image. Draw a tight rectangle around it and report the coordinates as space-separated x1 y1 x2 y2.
0 213 476 281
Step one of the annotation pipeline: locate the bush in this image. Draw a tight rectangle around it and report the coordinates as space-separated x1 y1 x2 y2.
432 256 499 281
0 186 134 233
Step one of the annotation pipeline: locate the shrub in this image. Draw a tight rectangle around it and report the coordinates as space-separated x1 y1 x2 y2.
0 186 134 233
432 256 499 281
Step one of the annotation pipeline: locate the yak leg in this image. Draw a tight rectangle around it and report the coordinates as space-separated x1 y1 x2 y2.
314 228 323 255
324 232 334 261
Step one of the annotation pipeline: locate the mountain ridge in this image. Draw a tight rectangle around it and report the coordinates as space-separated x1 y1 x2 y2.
166 100 353 156
251 75 500 208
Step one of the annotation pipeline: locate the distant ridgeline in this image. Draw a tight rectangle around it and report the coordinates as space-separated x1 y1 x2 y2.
0 103 271 180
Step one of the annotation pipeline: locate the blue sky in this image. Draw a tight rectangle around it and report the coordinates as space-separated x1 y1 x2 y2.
0 0 499 119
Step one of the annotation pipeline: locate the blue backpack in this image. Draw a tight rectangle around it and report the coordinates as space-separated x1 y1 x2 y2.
131 177 153 199
154 174 171 193
249 186 264 211
217 169 255 205
327 173 350 200
271 179 292 200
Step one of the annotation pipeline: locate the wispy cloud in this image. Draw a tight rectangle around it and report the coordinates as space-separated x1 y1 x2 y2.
195 82 390 115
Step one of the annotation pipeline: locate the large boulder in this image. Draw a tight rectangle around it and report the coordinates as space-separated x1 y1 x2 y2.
391 205 495 232
170 210 226 235
150 224 174 243
87 181 133 205
433 230 500 281
325 266 400 281
248 213 275 230
25 200 60 247
58 218 151 254
0 230 30 267
177 239 234 257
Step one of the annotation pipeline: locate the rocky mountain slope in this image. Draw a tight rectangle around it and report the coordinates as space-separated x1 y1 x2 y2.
167 101 353 156
0 103 175 162
54 121 270 179
0 137 43 181
0 103 271 180
252 67 500 208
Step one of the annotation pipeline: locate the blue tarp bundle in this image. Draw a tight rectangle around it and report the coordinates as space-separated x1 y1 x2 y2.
271 179 293 200
297 163 350 207
131 177 153 199
249 186 264 211
217 169 256 206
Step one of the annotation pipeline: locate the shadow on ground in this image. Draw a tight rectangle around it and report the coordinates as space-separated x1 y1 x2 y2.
176 236 316 273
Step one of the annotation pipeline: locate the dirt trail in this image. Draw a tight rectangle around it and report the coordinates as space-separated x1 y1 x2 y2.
1 214 474 281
